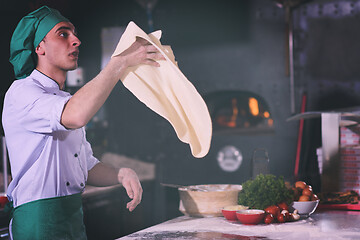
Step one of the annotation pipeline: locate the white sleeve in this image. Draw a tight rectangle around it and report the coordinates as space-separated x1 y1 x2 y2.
82 128 100 171
9 80 71 133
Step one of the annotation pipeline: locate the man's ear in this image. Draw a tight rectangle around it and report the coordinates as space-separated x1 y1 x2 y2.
35 41 45 55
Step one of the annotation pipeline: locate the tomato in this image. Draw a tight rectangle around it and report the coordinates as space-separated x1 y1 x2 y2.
277 202 289 211
264 205 280 218
277 213 286 223
264 213 274 224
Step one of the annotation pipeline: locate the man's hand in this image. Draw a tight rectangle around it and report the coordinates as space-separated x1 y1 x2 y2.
116 37 166 69
118 168 143 212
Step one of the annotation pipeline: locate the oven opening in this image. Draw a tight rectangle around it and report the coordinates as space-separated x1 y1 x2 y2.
204 90 274 134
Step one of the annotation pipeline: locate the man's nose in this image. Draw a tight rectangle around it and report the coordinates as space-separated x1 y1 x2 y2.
72 36 81 47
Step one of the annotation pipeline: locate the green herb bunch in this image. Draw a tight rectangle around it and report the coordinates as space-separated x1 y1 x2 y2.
238 174 293 210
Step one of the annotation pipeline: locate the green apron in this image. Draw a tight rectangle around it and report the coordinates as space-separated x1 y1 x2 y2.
10 193 87 240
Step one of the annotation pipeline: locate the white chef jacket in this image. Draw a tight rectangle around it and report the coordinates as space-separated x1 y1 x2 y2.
2 69 99 208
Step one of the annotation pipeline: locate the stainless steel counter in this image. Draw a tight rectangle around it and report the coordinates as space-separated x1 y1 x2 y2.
117 210 360 240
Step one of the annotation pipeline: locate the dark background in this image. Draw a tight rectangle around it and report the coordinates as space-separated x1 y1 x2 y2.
2 0 360 238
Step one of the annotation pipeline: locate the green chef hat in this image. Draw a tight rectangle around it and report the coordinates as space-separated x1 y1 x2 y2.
9 6 69 79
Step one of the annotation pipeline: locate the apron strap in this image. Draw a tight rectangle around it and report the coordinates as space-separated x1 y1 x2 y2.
11 193 87 240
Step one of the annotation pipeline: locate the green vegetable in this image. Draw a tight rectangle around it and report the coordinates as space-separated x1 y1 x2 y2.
238 174 293 210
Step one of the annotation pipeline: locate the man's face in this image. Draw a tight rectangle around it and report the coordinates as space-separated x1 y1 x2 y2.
39 21 81 72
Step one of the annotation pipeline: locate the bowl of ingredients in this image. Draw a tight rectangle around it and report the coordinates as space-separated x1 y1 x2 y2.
236 209 265 225
290 181 320 216
222 205 249 221
178 184 242 217
290 200 319 216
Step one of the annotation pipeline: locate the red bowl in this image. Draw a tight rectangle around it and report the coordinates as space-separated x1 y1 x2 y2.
236 209 265 225
222 205 249 221
222 209 238 221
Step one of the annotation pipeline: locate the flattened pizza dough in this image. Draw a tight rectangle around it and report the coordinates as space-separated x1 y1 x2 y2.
111 21 212 158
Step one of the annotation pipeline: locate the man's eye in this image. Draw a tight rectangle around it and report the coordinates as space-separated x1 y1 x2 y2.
59 32 68 37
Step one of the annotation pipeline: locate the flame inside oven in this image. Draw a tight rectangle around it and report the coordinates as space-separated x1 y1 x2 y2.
204 91 274 134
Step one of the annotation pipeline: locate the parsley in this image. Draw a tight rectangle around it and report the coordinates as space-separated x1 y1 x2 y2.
238 174 293 210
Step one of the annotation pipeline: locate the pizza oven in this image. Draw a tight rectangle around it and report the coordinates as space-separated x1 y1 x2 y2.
204 90 274 135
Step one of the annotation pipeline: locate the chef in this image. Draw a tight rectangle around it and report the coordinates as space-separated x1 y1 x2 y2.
2 5 164 239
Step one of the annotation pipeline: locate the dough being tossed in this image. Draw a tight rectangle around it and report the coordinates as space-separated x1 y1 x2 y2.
112 21 212 158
